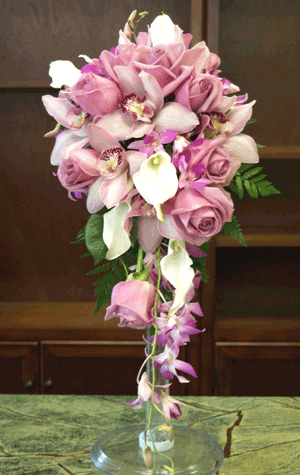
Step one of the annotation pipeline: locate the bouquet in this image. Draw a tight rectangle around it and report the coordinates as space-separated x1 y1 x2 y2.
42 11 280 473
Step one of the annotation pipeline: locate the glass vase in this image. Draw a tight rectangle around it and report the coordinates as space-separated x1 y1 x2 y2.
90 329 224 474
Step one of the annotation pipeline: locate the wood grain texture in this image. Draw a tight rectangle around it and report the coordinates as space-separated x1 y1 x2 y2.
0 395 299 474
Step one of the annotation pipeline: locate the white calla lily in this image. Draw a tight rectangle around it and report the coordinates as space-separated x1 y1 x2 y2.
149 14 183 46
103 202 131 260
49 60 82 88
132 151 178 222
160 240 195 316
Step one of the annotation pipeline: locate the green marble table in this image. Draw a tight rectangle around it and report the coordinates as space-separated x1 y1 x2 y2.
0 395 300 474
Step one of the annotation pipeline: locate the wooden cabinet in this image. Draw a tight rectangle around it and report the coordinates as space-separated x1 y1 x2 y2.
0 342 39 394
0 303 186 396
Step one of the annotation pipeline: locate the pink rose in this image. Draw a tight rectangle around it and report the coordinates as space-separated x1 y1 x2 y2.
178 137 234 186
104 280 156 329
57 157 98 192
169 185 234 246
70 73 122 117
175 73 223 113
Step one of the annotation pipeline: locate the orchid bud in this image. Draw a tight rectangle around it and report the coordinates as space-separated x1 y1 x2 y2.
163 465 175 474
138 11 149 17
156 423 174 442
128 10 137 24
142 445 153 468
123 22 132 40
44 122 61 138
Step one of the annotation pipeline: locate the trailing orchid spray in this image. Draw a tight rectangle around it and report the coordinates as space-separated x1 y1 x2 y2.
42 10 280 473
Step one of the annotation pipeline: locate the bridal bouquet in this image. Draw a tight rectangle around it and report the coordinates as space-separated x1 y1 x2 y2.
42 10 280 473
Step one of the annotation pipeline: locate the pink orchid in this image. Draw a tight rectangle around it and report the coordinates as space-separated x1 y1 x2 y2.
159 391 187 420
42 95 90 131
154 342 197 383
128 129 178 157
69 125 146 210
125 372 160 409
92 69 199 141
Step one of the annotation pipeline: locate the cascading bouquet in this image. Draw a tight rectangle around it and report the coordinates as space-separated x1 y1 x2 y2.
42 10 280 474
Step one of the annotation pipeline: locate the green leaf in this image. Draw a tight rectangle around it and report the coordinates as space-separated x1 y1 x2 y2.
246 182 259 198
130 216 139 246
228 181 238 194
246 118 257 124
86 262 114 275
222 215 247 247
235 175 244 199
256 143 266 148
76 226 86 240
85 214 108 266
81 251 92 258
239 163 253 173
70 237 85 244
250 174 267 183
256 181 281 197
241 166 263 180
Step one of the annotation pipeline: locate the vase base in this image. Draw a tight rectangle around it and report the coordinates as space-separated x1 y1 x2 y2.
90 423 224 474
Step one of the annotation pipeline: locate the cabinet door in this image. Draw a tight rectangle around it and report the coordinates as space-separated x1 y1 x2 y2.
41 341 185 396
0 342 39 394
215 343 300 396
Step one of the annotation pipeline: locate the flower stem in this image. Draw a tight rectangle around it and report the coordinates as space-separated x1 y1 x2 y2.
136 246 144 273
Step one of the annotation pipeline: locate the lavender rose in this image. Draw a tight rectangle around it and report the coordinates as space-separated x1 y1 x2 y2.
57 157 98 192
178 137 234 186
170 185 234 246
104 280 156 329
175 73 223 113
70 73 122 117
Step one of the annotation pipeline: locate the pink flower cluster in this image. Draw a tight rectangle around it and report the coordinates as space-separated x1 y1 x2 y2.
42 14 258 251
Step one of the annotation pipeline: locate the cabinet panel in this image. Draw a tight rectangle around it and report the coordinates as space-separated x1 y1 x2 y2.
215 343 300 396
41 341 185 396
0 342 39 394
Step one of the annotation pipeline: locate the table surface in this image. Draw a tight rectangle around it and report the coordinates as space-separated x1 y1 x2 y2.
0 395 300 475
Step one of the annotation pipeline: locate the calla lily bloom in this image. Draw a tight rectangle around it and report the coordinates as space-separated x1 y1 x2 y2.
149 14 184 46
160 240 195 316
49 60 82 88
103 201 131 260
132 150 178 222
93 69 198 141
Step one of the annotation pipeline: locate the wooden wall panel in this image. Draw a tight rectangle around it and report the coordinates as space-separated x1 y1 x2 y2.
0 0 191 86
218 0 300 147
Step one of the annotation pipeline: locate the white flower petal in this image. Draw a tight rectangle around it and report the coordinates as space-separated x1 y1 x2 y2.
103 202 131 260
86 176 105 214
50 130 87 165
132 151 178 210
222 134 260 164
160 240 195 315
153 103 199 135
49 60 82 88
149 14 180 46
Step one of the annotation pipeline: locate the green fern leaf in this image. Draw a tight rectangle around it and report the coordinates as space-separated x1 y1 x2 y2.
246 119 257 124
235 175 244 199
250 174 267 183
256 181 281 197
86 262 115 275
222 215 247 247
241 167 263 180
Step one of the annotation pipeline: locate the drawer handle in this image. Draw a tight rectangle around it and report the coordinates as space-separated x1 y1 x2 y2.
44 379 53 389
24 380 34 390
